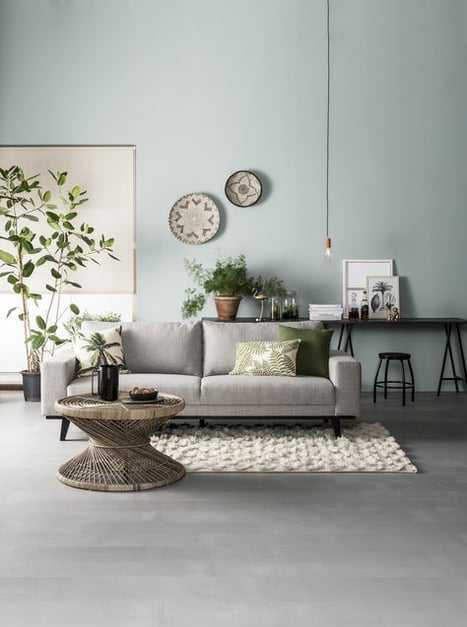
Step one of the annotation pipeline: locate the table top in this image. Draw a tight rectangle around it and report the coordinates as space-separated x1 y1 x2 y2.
203 317 467 325
55 393 185 421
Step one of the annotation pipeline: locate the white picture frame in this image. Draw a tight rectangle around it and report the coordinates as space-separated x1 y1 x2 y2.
342 259 393 317
367 275 400 319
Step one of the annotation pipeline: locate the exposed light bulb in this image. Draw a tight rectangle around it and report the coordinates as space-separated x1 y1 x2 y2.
324 237 333 259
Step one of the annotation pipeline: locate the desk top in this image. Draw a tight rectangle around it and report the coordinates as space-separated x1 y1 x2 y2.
203 317 467 325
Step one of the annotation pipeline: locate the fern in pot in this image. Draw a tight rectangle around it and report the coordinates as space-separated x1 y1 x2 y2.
182 254 255 320
0 166 118 400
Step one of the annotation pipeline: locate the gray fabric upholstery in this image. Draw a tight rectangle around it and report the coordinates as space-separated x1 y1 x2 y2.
121 321 202 375
68 373 201 405
201 374 334 406
41 321 361 423
202 320 324 376
41 347 76 416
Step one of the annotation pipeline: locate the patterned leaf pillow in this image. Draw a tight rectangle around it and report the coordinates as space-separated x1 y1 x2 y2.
229 339 301 376
73 326 128 377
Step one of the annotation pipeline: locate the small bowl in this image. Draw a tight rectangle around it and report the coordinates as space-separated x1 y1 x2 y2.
129 390 158 402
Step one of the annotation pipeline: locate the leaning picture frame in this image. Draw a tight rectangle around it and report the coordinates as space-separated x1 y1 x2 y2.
367 275 400 319
342 259 394 318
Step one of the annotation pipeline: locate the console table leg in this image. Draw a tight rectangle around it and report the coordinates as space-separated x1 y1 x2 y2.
456 324 467 388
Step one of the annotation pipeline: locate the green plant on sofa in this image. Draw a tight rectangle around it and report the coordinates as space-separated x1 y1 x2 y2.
182 254 255 319
0 166 118 374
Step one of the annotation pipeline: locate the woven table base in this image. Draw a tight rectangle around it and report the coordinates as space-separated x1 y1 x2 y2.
55 394 186 491
58 440 185 491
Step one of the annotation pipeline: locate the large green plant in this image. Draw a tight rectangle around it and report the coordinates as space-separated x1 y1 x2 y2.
182 254 254 319
0 166 117 372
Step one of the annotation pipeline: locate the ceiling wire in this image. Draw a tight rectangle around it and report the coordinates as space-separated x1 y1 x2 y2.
325 0 330 239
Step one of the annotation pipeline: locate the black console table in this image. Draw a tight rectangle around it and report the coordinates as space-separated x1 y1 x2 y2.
324 318 467 395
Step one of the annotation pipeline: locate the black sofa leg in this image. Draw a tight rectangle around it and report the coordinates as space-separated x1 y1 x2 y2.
60 418 70 441
330 417 342 438
199 418 206 427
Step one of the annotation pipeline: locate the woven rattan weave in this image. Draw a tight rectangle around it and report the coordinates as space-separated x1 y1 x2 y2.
55 393 186 491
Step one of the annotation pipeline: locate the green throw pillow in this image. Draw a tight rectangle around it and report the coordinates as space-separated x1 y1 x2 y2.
73 326 128 377
278 325 333 377
229 339 301 376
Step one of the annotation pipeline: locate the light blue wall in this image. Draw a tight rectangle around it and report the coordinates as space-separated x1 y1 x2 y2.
1 0 466 391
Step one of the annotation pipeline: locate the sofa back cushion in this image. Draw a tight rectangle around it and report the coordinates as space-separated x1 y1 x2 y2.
121 321 202 375
202 320 323 376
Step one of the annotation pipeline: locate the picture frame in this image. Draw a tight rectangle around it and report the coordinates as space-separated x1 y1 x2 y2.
342 259 393 317
367 275 400 319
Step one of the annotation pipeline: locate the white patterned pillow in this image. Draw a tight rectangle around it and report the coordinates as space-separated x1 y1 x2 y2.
73 326 128 377
229 340 300 376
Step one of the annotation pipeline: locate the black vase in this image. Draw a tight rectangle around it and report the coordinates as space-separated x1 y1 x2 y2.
92 364 119 401
21 370 41 402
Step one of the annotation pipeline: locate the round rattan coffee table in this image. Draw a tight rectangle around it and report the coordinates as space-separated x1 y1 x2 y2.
55 393 186 492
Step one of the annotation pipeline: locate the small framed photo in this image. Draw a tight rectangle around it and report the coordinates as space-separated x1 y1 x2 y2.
367 276 400 319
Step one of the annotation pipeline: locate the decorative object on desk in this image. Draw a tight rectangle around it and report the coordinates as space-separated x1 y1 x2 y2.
168 193 220 245
0 166 117 401
282 290 299 319
253 275 287 320
151 422 417 473
360 290 369 320
348 291 360 319
389 306 400 322
308 304 343 320
252 287 268 322
181 255 255 320
367 276 399 320
342 259 393 318
224 170 262 207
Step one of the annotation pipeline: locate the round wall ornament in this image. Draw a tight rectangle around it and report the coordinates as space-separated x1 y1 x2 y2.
224 170 262 207
168 192 220 245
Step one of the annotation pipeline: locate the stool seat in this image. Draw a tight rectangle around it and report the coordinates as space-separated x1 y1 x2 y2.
373 352 415 405
378 352 411 360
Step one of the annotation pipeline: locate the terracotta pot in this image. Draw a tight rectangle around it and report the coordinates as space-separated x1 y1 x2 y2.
213 296 242 321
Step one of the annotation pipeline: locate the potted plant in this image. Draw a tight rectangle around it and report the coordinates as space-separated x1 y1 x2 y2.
0 166 117 400
182 254 255 320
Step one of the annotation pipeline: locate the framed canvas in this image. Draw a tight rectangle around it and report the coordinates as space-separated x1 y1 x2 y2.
342 259 393 317
367 275 400 319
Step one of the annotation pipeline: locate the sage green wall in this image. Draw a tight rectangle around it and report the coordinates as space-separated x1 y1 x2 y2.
1 0 466 390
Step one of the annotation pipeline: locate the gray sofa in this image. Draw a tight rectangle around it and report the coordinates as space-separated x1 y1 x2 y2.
42 319 361 440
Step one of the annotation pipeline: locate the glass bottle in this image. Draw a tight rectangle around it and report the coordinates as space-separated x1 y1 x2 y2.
270 296 281 321
348 291 359 320
360 290 369 321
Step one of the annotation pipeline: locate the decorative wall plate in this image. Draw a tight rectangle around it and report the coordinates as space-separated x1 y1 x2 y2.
168 193 220 245
224 170 262 207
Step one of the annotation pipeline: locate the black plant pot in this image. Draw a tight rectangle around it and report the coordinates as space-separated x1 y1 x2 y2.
21 370 41 402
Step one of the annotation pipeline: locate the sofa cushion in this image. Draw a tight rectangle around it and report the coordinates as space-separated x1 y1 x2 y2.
201 374 335 406
121 321 202 376
229 340 300 376
73 326 127 377
278 325 333 378
68 373 202 405
202 320 323 376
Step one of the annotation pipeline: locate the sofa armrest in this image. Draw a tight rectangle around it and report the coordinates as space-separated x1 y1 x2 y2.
41 347 76 417
328 350 361 416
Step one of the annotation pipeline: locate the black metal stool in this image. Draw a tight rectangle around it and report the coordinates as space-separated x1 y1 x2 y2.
373 352 415 405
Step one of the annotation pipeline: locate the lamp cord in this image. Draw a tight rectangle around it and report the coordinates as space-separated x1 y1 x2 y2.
326 0 330 239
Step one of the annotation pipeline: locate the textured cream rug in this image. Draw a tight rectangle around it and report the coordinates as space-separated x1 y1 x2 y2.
151 422 417 473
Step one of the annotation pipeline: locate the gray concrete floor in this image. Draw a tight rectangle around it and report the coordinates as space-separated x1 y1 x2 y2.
0 390 466 627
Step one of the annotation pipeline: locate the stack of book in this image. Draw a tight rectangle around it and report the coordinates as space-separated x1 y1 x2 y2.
308 304 343 320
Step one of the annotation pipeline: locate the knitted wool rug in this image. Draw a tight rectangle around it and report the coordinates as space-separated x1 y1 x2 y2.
150 422 417 473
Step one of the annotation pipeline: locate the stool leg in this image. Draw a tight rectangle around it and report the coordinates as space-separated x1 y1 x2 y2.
400 359 406 406
408 358 415 402
384 358 390 399
373 359 383 403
